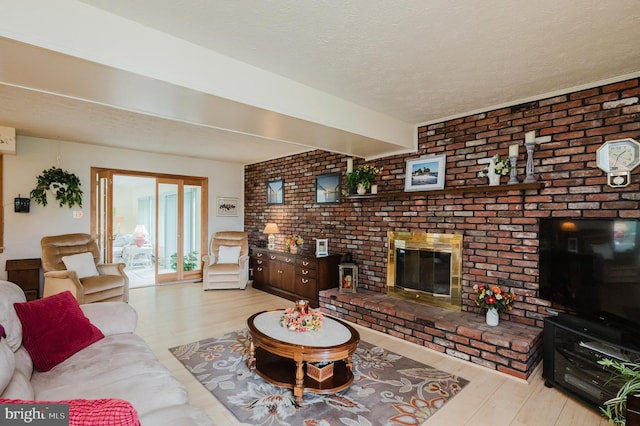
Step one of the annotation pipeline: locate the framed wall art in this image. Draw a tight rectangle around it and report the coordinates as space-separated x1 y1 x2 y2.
266 179 284 205
216 197 239 216
315 173 341 204
316 238 328 257
404 155 446 191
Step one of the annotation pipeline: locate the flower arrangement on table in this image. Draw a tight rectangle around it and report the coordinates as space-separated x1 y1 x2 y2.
478 154 512 178
280 307 325 332
346 164 383 193
286 234 304 252
473 284 515 314
287 234 304 248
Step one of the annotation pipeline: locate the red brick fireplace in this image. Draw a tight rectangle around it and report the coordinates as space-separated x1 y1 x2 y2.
319 228 543 380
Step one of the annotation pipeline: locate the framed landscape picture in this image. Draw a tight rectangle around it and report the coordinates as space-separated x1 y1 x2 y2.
404 155 446 191
315 173 341 204
266 179 284 205
216 197 238 216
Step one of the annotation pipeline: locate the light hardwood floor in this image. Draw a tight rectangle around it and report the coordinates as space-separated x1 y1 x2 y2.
128 283 609 426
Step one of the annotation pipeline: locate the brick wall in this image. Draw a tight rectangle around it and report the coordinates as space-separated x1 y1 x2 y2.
245 77 640 328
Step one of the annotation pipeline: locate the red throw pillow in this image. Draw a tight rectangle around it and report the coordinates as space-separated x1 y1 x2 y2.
13 291 104 372
0 398 141 426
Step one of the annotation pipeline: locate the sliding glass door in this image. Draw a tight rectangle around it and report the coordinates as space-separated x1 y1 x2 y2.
92 168 207 286
156 178 203 283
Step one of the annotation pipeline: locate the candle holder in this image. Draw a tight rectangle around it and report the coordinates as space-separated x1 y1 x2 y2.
508 156 519 184
523 140 537 183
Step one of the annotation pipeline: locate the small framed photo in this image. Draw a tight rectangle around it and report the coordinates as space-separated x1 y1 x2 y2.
316 173 341 204
316 239 328 257
404 155 446 191
266 179 284 205
339 263 357 293
216 197 239 216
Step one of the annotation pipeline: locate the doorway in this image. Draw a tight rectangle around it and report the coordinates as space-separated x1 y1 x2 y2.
92 168 208 288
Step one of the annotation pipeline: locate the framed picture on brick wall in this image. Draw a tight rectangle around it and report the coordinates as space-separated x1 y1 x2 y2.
404 155 446 191
266 179 284 205
316 173 341 204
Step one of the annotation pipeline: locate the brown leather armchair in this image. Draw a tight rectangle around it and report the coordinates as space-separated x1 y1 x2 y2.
41 233 129 303
202 231 249 290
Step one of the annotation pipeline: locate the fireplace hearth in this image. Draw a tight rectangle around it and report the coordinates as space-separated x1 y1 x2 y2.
387 231 462 310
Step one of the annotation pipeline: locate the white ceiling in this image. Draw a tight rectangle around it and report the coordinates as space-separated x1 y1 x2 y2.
1 1 639 164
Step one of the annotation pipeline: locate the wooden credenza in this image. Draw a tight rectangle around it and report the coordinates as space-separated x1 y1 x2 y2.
251 247 341 307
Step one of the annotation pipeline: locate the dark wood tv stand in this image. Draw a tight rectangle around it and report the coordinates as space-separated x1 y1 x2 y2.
543 313 640 409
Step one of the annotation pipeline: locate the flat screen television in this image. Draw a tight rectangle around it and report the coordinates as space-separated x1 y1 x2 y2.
539 218 640 328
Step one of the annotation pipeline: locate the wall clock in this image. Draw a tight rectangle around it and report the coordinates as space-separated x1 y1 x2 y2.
596 138 640 188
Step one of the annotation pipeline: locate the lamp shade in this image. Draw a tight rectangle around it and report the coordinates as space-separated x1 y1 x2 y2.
263 223 279 234
133 225 147 236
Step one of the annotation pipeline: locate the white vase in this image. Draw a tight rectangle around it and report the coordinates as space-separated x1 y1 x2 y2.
356 183 367 195
488 174 501 186
290 245 298 254
486 308 499 326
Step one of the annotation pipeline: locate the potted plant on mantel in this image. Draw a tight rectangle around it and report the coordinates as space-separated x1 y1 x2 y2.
30 166 83 208
346 164 383 195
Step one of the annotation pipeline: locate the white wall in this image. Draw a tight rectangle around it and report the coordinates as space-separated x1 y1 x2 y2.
1 136 244 280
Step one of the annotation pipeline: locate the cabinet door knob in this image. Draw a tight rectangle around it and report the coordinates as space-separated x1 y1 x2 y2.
303 261 310 266
257 267 263 272
278 270 283 274
302 269 309 275
257 260 263 264
257 253 262 257
302 279 309 284
270 255 277 260
286 258 293 263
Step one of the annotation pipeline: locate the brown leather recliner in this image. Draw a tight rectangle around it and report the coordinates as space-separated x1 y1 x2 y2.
202 231 249 290
41 233 129 303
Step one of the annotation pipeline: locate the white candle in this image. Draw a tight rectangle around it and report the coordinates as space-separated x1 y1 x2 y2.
346 158 353 173
509 144 519 157
525 131 536 143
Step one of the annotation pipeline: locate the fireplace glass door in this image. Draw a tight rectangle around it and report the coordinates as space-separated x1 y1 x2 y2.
395 248 451 296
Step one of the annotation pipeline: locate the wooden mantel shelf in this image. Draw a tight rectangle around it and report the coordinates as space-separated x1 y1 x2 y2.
345 182 544 200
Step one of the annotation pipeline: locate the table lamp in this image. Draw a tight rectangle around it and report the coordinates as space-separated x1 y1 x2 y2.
133 224 147 247
263 223 279 250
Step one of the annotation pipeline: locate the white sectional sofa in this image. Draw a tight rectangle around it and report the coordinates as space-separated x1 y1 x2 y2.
0 280 212 425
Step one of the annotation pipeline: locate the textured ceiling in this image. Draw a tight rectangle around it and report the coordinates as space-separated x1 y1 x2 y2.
80 0 640 122
1 1 639 164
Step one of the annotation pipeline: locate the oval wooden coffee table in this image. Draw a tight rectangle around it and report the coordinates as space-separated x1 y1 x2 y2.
247 310 360 404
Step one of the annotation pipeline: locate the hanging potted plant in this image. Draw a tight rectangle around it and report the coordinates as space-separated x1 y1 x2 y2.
30 167 83 208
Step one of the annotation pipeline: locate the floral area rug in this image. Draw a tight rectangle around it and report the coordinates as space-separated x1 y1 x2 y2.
169 329 469 425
